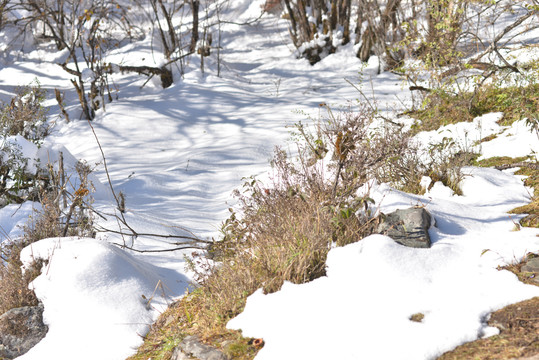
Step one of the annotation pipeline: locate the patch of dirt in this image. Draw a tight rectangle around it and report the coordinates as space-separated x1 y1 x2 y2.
438 297 538 360
438 256 539 360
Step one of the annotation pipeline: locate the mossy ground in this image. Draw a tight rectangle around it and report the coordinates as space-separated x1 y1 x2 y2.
408 82 539 134
439 255 539 360
438 297 538 360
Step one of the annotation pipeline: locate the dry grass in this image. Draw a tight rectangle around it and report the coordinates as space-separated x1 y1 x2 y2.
0 241 42 315
438 297 539 360
0 81 50 143
499 253 539 286
0 164 94 316
439 253 539 359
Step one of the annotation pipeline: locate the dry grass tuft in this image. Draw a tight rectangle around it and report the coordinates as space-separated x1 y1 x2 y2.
0 241 43 315
438 297 539 360
0 162 95 316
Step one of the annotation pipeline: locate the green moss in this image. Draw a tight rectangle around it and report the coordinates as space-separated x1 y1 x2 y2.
408 83 539 133
223 336 261 359
473 156 539 227
472 156 531 168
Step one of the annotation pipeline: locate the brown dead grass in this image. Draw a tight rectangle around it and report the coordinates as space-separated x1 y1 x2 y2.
129 103 417 359
0 243 43 315
438 297 539 360
439 254 539 360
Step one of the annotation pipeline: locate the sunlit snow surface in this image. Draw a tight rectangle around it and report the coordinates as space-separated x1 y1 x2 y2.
0 0 537 359
19 237 190 360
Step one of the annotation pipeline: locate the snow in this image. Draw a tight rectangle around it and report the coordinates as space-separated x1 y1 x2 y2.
19 237 190 360
0 1 537 359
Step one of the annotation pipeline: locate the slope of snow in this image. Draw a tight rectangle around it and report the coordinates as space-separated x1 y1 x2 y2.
19 237 190 360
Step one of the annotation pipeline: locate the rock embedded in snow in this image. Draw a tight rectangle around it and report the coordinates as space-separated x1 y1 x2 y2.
521 257 539 285
0 304 47 359
376 207 434 248
522 257 539 273
171 336 228 360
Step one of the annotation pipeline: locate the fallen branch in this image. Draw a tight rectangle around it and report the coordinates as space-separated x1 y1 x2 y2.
116 65 173 88
470 10 538 65
409 85 432 93
495 162 539 171
58 62 174 89
94 224 211 244
110 243 208 253
441 9 538 78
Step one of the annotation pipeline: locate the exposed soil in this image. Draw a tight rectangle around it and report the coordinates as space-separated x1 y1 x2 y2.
438 257 538 360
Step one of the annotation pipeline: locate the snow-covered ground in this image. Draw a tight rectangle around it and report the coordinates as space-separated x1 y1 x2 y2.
0 1 538 359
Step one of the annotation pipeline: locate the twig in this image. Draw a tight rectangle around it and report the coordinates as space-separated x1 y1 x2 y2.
471 11 536 63
495 162 539 170
345 78 403 127
94 224 211 243
111 243 208 253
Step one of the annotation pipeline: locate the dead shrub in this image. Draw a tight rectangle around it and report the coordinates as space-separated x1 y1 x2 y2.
0 159 95 316
183 102 425 339
0 81 50 143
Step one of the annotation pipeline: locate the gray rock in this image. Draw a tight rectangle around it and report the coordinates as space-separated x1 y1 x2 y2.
0 304 48 359
376 207 433 248
521 257 539 273
171 335 228 360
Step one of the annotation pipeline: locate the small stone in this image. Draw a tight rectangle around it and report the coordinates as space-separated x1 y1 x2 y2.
171 335 228 360
409 313 425 322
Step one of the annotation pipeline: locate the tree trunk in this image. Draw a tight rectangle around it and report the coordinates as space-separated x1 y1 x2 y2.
189 0 199 53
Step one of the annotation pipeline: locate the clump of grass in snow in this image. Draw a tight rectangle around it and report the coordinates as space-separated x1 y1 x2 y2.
0 239 43 315
184 104 391 340
0 80 50 144
407 60 539 134
474 156 539 228
0 83 95 315
1 179 95 316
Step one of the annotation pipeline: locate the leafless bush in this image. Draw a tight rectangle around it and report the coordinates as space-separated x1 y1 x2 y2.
0 171 93 316
9 1 138 119
25 158 95 242
281 0 350 64
0 83 51 206
0 144 94 317
0 81 49 143
0 0 10 30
